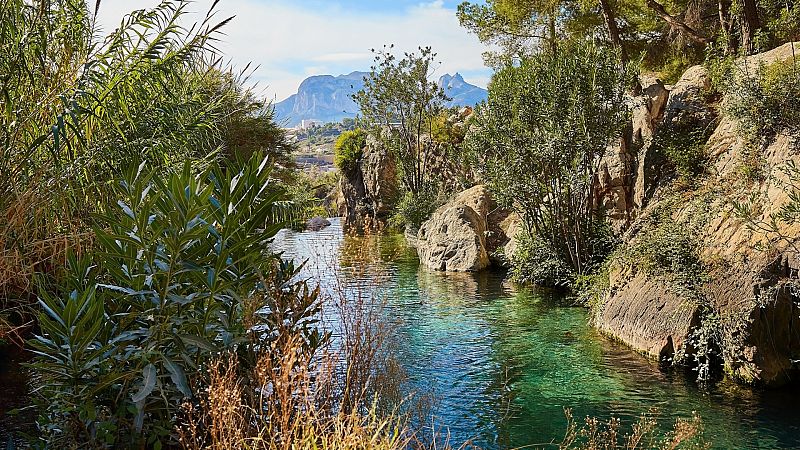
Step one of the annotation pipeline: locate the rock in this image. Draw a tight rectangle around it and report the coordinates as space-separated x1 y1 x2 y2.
594 76 669 232
662 65 713 126
338 134 398 230
596 46 800 386
305 216 331 231
498 212 523 262
596 273 700 363
416 185 495 272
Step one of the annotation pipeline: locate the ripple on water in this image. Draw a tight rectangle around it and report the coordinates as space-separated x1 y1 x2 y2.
274 219 800 449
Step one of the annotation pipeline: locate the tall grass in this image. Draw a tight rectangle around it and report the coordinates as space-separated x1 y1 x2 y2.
0 0 292 340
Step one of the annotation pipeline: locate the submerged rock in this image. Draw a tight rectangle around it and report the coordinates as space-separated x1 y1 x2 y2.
305 216 331 231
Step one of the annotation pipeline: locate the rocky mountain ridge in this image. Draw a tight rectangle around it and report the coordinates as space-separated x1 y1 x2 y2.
275 71 487 127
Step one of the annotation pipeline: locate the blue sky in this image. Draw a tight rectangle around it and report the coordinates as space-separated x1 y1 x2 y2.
95 0 492 102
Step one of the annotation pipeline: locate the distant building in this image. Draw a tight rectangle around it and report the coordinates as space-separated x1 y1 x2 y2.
299 119 321 130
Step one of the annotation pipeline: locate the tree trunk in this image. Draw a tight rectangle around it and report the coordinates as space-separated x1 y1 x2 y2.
718 0 737 53
740 0 761 53
598 0 628 63
645 0 712 45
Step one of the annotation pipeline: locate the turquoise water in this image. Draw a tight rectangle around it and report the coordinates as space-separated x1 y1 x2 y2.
273 219 800 449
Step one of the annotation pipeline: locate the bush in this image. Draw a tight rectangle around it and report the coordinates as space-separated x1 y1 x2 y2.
334 129 367 172
285 168 340 227
29 154 327 448
651 116 714 181
509 232 574 287
390 185 445 229
465 41 632 277
725 58 800 146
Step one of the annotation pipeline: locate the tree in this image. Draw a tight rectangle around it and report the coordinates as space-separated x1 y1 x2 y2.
465 41 632 278
353 46 449 196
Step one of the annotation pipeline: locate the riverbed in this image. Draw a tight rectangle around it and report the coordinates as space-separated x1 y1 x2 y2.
272 218 800 449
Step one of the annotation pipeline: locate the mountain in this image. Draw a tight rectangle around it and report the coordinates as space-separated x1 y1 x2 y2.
274 71 488 128
438 73 488 107
274 72 366 128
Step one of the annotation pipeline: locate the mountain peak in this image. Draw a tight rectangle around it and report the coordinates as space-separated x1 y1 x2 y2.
275 71 487 127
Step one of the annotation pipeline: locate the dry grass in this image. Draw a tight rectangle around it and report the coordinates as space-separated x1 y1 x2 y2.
178 227 707 450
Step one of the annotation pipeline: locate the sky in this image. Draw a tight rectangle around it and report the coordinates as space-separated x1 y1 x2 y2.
93 0 492 103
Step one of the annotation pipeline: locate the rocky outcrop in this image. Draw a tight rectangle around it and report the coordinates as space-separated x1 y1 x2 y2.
414 185 521 272
416 185 493 272
596 43 800 386
338 135 398 231
594 76 670 232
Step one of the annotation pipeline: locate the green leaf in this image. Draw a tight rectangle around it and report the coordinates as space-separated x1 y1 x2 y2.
163 356 191 397
132 364 157 403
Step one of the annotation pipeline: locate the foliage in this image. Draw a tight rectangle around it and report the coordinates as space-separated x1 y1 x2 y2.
285 168 340 227
724 57 800 148
334 129 367 172
651 116 715 181
509 232 575 287
0 0 297 315
353 46 449 196
390 185 446 230
466 41 631 278
29 155 327 448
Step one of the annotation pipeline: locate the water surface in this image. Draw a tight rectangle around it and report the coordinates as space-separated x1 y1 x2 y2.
273 218 800 449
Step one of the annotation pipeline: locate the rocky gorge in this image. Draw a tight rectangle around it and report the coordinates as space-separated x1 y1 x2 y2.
338 43 800 388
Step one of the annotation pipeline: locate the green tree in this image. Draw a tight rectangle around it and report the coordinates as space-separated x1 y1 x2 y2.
353 46 449 196
465 41 632 279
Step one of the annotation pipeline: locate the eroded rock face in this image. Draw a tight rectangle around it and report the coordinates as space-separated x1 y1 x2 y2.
594 76 669 232
339 135 398 230
596 273 700 363
596 44 800 386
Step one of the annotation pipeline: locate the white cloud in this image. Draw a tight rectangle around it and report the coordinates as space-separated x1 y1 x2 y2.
93 0 492 101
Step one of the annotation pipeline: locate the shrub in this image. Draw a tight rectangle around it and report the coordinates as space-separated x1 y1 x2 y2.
651 116 714 181
334 129 368 172
390 185 445 229
29 154 327 448
465 41 633 278
725 57 800 147
509 232 574 287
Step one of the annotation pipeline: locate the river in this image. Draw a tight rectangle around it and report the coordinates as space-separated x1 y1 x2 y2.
272 218 800 449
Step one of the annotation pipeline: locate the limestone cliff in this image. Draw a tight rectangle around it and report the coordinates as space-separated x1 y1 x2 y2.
594 43 800 386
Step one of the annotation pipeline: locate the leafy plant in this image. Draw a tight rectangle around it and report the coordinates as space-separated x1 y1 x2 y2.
724 57 800 148
29 154 327 448
466 41 632 278
334 129 368 172
353 46 450 196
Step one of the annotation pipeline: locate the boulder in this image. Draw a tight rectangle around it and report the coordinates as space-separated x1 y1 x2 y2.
416 204 490 272
416 185 496 272
662 65 713 126
305 216 331 231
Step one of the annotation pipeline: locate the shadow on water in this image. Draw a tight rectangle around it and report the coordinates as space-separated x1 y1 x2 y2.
0 345 33 444
276 219 800 449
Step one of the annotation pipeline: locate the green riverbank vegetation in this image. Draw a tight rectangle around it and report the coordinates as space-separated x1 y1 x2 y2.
5 0 799 445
